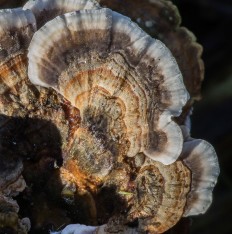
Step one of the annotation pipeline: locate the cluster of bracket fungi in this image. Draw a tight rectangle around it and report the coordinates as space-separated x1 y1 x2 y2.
0 0 219 233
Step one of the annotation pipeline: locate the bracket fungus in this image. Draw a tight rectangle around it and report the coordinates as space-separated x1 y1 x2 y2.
0 0 219 233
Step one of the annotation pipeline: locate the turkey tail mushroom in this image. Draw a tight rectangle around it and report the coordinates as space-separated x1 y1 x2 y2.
129 157 191 233
0 8 36 60
27 8 189 165
180 127 220 217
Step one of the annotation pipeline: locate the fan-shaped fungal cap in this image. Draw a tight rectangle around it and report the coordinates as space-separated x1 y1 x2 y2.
0 7 36 97
0 8 36 62
129 158 191 233
23 0 100 29
180 128 220 216
28 8 189 165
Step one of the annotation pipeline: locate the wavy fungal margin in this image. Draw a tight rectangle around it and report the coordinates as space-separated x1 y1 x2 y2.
28 8 189 165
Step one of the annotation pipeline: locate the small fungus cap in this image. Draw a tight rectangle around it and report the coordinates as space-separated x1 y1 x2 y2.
0 8 36 62
180 127 220 216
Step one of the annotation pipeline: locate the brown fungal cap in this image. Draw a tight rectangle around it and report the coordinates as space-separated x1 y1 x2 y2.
23 0 100 29
180 128 220 216
28 8 189 165
129 158 191 233
0 8 36 62
0 7 35 105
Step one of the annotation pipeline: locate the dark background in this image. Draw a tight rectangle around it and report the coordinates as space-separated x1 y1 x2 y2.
173 0 232 234
0 0 231 233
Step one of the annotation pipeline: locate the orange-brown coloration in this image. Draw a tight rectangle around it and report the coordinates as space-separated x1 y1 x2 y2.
138 160 191 233
63 159 102 193
61 98 81 141
0 55 27 93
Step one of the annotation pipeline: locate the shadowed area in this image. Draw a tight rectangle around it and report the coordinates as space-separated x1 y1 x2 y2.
0 114 129 234
0 115 63 233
